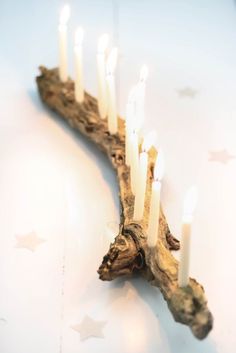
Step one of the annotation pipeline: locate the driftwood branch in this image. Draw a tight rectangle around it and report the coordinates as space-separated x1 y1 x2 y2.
36 67 213 340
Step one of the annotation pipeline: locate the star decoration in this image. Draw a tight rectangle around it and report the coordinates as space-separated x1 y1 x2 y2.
208 149 235 164
71 315 106 341
0 318 7 325
15 231 46 252
177 87 198 98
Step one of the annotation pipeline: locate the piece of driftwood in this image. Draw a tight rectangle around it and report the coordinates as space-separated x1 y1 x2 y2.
36 66 213 339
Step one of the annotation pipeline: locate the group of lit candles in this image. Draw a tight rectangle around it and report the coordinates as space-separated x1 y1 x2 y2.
57 5 198 288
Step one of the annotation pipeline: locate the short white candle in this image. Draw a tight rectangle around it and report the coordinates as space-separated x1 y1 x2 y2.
106 48 118 134
125 87 136 166
130 130 139 195
97 34 109 119
134 132 157 220
178 186 198 287
147 150 165 247
58 4 70 82
74 27 84 103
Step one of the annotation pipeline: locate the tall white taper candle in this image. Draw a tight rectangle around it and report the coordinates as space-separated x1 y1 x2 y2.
58 4 70 82
130 130 139 195
74 27 84 103
106 48 118 134
135 65 148 136
97 34 109 119
125 87 136 166
178 186 198 287
133 132 157 220
147 150 165 247
133 151 148 220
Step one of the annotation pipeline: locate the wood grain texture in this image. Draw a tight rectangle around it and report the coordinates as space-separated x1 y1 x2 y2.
36 66 213 339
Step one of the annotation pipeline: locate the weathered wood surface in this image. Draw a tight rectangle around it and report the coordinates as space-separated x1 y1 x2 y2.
36 66 213 339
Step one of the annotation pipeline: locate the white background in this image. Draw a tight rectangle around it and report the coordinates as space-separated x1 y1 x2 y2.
0 0 236 352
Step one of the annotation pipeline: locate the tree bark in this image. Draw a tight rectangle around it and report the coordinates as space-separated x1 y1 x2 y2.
36 66 213 340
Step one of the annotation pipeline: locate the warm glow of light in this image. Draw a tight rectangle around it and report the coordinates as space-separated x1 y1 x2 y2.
59 4 70 25
154 149 165 181
142 131 157 152
106 47 118 74
98 33 109 53
74 26 84 45
183 186 198 222
139 65 149 82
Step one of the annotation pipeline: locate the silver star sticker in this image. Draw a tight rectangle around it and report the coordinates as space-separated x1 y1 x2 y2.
15 231 46 252
208 149 235 164
71 315 106 341
177 87 198 98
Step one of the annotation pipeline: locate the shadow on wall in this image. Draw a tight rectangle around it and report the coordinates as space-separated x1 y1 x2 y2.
107 276 218 353
28 87 120 212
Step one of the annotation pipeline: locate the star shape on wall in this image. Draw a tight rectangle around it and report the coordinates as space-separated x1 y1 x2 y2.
208 149 235 164
177 87 198 98
0 318 7 325
71 315 106 341
15 231 46 252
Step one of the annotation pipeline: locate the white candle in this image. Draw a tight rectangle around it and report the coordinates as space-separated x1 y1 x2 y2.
133 132 157 220
130 130 139 195
178 186 198 287
147 150 165 247
106 48 118 134
74 27 84 103
97 34 109 119
125 87 136 166
58 4 70 82
133 151 148 220
135 65 148 134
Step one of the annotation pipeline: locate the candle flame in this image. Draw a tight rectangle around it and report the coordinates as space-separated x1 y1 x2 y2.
139 65 149 82
154 149 165 181
98 33 109 53
75 26 84 45
142 131 157 152
183 186 198 222
107 47 118 74
60 4 70 25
